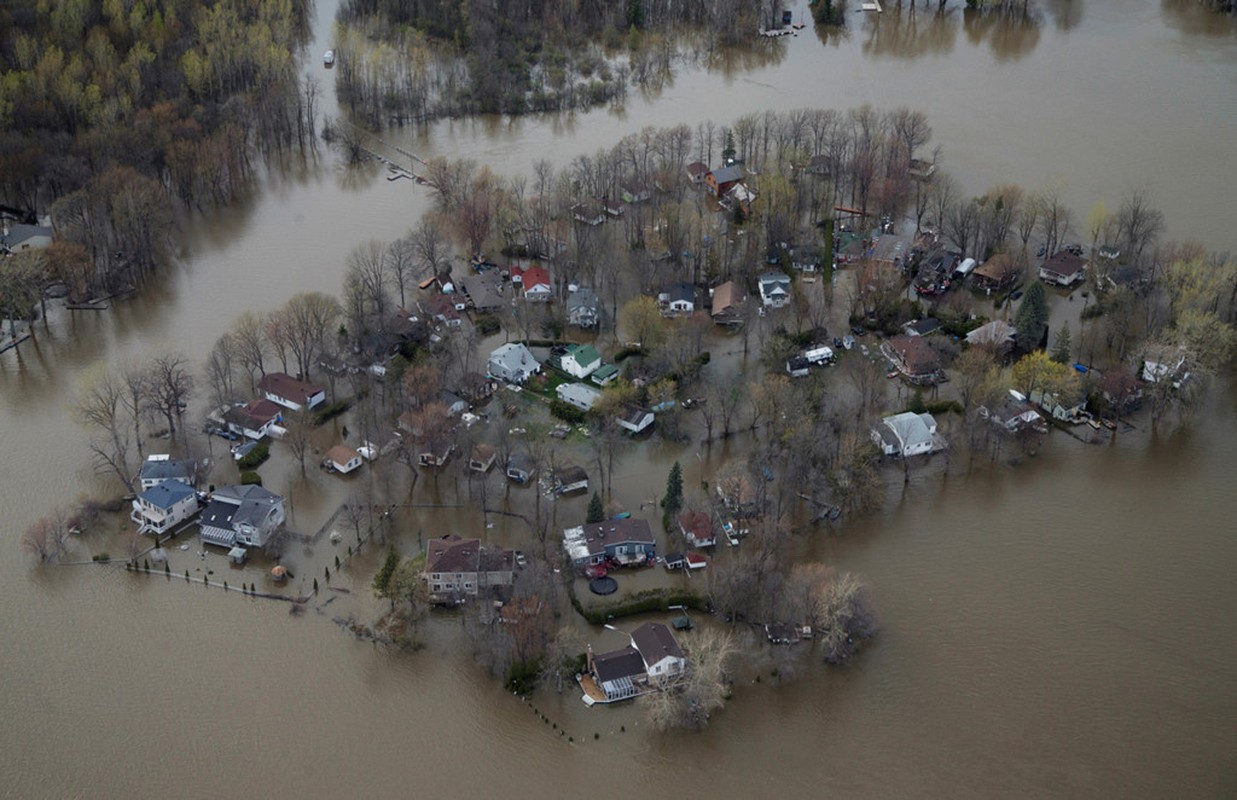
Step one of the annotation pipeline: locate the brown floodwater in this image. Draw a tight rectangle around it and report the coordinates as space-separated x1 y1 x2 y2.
2 1 1236 796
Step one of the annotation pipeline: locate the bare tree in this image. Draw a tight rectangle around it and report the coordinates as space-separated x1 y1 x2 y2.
20 513 72 563
76 372 135 493
148 353 194 435
644 627 736 732
385 237 417 310
233 311 268 391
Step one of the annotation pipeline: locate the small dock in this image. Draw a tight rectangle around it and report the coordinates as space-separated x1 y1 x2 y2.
66 300 109 311
861 0 883 11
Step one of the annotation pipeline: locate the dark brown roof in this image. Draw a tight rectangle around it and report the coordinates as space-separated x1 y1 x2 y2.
631 622 684 665
885 335 940 375
1041 250 1086 279
592 646 646 683
257 372 323 405
426 535 513 575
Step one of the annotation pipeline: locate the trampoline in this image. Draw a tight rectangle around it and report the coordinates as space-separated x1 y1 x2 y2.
588 576 618 595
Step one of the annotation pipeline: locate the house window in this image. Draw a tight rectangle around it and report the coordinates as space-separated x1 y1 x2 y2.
433 584 441 592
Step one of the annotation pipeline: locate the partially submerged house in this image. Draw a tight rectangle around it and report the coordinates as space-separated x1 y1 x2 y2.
1038 250 1087 287
971 254 1021 292
869 233 914 271
506 454 536 484
678 510 716 548
617 406 654 435
552 465 589 494
556 382 602 411
469 444 497 473
137 454 197 491
488 343 541 384
131 481 199 536
981 396 1047 434
459 273 506 312
423 535 515 604
704 165 744 198
198 485 286 550
566 286 600 329
882 335 944 384
871 412 944 457
711 280 746 325
583 621 686 704
562 518 657 567
0 222 52 254
257 372 326 411
659 282 696 315
1030 388 1086 422
758 271 791 308
223 399 283 440
966 319 1017 355
324 445 363 474
511 264 553 301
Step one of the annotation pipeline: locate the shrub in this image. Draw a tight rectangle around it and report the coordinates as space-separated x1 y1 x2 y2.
925 399 964 415
505 659 542 694
240 471 263 486
92 552 110 562
236 442 269 469
475 314 501 335
314 399 351 425
614 345 644 362
549 399 586 424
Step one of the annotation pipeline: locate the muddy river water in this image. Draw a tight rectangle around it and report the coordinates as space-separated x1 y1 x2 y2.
2 1 1236 796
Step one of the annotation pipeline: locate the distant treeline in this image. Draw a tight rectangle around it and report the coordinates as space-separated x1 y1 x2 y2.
0 0 316 297
333 0 778 125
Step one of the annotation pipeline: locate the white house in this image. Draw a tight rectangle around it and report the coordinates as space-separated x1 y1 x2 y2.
567 287 600 328
560 344 601 379
0 222 53 254
137 454 196 491
758 271 791 308
556 382 602 411
1038 250 1088 287
617 406 654 434
223 399 282 440
871 412 943 457
659 283 695 315
198 485 286 550
488 343 541 384
1030 388 1087 422
131 481 199 536
257 372 327 411
324 445 363 474
631 622 686 682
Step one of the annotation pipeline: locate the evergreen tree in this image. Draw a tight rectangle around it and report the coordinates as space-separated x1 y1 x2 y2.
1051 322 1073 364
587 492 605 523
373 547 400 597
662 462 683 515
1014 280 1049 348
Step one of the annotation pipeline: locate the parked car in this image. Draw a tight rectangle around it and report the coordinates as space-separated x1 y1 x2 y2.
514 551 527 567
842 335 856 350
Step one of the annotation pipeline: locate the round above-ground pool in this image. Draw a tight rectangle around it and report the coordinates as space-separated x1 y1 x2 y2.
589 576 618 595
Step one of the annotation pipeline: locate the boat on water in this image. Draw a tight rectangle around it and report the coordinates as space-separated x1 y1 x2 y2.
323 49 335 67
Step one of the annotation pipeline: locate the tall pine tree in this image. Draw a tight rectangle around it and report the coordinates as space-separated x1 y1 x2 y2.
662 462 683 515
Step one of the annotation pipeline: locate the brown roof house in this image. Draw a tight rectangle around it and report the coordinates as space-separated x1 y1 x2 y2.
324 445 363 475
882 335 943 384
257 372 326 411
223 399 283 440
971 254 1021 292
423 535 515 604
710 281 746 326
1038 250 1087 287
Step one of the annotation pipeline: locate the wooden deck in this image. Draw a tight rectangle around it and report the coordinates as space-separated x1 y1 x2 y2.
577 673 609 705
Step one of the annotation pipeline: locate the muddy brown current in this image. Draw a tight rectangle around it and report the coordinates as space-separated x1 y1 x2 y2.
2 1 1236 796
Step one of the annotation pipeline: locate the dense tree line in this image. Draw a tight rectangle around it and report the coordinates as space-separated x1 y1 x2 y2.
0 0 316 299
333 0 781 123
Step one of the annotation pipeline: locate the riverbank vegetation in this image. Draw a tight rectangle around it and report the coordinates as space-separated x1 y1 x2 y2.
332 0 780 125
0 0 317 301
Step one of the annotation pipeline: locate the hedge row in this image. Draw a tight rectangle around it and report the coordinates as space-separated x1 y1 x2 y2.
571 586 707 625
